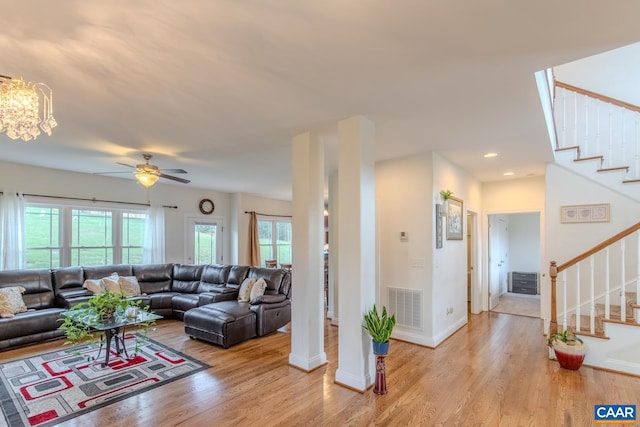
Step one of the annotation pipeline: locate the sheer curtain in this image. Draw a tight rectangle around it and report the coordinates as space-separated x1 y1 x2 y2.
143 204 165 264
248 211 261 266
0 191 26 270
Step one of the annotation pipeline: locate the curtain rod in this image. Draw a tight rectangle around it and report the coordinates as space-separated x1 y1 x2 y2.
1 192 178 209
244 211 292 218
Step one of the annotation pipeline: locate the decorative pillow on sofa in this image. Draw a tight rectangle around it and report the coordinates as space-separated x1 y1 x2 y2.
82 278 105 295
237 278 256 302
0 286 28 318
118 276 142 296
101 274 122 294
249 278 267 302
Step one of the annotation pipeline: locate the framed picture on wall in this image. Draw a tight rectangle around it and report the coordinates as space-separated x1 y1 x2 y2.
446 196 463 240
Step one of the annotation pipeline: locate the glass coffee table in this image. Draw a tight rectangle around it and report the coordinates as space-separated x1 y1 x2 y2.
62 309 162 367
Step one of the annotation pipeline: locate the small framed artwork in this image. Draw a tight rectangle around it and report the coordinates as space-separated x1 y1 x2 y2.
561 203 610 223
446 196 463 240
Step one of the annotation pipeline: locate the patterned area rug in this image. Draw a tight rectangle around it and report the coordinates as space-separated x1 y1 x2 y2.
0 335 209 427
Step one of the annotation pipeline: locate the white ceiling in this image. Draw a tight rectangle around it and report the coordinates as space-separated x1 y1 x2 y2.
1 1 640 200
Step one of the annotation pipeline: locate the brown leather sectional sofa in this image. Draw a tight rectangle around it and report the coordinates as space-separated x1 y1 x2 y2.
0 263 291 351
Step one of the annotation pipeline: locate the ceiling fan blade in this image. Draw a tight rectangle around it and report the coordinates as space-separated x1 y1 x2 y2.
93 171 134 175
159 173 190 184
116 162 137 169
160 168 188 174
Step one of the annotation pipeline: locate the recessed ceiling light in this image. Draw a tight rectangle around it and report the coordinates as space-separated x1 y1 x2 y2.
483 152 498 158
503 172 515 176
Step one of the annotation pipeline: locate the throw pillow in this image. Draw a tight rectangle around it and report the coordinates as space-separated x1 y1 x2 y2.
118 276 142 297
101 274 122 294
249 278 267 302
0 286 28 318
237 278 256 302
82 279 105 295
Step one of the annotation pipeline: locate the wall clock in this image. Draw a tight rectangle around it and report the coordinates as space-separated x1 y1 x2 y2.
199 198 215 215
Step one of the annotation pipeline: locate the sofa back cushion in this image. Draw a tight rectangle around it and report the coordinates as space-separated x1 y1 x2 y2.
0 269 56 310
52 266 84 293
83 265 133 280
247 267 285 295
226 265 250 290
133 264 174 294
279 270 292 298
198 264 231 292
172 264 204 293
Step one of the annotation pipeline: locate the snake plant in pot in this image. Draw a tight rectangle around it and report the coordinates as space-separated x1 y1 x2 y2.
363 304 396 355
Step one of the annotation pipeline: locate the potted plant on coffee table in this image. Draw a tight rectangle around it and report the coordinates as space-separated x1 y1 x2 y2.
363 304 396 394
547 329 585 370
59 291 155 356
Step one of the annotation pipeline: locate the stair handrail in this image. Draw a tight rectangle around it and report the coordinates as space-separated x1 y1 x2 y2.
555 81 640 114
549 220 640 335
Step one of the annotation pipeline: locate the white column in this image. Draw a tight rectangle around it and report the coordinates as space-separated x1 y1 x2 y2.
289 131 327 371
327 170 339 325
334 115 376 391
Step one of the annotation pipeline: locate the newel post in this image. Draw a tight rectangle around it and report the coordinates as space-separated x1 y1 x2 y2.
549 261 558 336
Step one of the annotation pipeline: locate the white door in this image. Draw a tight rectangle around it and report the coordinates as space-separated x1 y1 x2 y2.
488 215 508 310
186 217 222 264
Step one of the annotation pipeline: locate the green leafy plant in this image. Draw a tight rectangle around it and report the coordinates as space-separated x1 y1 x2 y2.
440 189 453 200
363 304 396 343
547 329 584 348
58 291 155 354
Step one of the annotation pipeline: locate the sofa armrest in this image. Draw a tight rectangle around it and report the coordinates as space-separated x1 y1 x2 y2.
249 294 287 305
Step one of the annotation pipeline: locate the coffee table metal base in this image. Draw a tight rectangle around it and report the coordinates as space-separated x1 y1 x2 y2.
95 326 130 367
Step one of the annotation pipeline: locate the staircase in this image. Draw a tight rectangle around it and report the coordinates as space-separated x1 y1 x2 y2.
544 78 640 375
552 81 640 202
549 222 640 375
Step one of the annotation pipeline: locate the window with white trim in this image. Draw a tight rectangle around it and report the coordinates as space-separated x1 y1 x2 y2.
25 204 147 269
258 217 292 267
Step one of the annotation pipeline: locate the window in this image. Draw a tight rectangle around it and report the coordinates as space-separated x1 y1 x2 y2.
25 206 61 269
258 218 292 267
25 203 147 268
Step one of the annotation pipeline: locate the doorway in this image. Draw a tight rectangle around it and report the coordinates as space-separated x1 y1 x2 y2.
488 212 541 318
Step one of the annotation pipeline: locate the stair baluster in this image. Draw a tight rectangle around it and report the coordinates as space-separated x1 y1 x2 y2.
605 247 610 321
621 239 626 321
590 256 595 334
576 261 581 331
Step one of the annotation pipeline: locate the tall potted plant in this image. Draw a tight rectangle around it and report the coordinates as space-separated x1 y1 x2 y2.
547 329 585 370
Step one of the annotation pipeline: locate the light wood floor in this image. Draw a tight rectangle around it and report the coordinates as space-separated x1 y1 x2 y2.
3 312 640 426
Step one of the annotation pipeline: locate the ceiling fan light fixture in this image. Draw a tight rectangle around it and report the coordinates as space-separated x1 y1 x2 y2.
135 171 160 188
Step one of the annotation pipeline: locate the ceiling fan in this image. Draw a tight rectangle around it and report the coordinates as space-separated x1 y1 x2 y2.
98 154 190 187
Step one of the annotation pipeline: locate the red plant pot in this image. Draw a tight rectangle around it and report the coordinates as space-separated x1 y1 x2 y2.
553 347 585 370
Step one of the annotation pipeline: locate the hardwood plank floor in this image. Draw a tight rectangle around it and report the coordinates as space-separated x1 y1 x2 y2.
2 312 639 426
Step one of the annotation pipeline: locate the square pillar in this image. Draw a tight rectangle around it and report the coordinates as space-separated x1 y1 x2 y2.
334 115 376 391
289 131 327 371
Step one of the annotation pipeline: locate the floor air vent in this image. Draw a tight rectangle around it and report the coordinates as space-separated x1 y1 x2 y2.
388 287 422 329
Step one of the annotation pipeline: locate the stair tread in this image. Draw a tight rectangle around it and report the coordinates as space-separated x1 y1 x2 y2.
597 166 629 172
574 155 603 162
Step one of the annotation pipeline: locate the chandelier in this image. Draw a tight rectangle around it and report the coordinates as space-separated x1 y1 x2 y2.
0 74 57 142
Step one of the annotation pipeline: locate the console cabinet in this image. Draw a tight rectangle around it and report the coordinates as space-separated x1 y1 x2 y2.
511 271 538 295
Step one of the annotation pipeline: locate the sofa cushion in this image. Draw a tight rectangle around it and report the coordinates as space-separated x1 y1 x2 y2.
0 286 28 318
247 267 285 295
0 268 57 310
118 276 142 296
83 265 133 280
0 308 65 341
134 264 174 294
237 278 255 302
226 265 250 290
52 266 84 294
199 264 231 287
249 278 267 302
172 264 204 293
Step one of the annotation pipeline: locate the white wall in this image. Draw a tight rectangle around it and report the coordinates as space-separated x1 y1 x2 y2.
376 152 434 345
375 152 482 347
